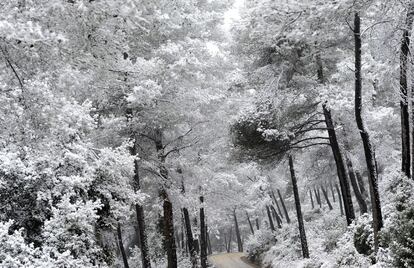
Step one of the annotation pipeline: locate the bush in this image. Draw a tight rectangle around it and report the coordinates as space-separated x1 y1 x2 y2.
245 229 277 264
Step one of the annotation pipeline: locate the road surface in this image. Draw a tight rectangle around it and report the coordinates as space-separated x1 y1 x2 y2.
208 253 259 268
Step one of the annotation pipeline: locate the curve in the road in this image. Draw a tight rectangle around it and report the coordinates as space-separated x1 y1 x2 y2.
208 253 259 268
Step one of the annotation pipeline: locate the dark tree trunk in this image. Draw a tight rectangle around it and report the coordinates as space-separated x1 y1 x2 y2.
246 212 255 235
181 212 186 254
323 103 355 225
309 190 315 209
335 183 344 216
356 172 368 201
233 210 243 252
227 227 232 253
345 157 368 214
265 206 276 231
354 13 383 252
271 190 284 219
289 155 309 258
277 189 291 223
154 129 177 268
255 218 260 230
330 182 336 202
316 51 324 83
132 141 151 268
206 225 212 255
117 222 130 268
400 2 414 178
200 196 207 268
270 205 282 228
321 185 333 210
313 186 322 208
183 208 197 267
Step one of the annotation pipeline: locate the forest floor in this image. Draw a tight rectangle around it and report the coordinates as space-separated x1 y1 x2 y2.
208 252 260 268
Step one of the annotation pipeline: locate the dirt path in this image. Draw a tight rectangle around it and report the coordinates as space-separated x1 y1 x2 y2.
208 253 259 268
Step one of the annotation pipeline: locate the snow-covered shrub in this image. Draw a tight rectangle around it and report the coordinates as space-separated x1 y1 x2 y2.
352 214 374 256
381 171 414 267
245 229 277 264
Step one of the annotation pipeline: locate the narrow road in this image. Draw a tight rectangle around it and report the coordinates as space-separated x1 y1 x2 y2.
208 253 259 268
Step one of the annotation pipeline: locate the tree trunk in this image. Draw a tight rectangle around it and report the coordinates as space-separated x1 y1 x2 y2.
330 182 336 202
401 2 414 178
270 205 282 228
183 208 197 267
354 13 383 252
313 187 321 208
309 190 315 209
265 206 276 231
346 157 368 214
154 129 177 268
335 183 344 216
321 185 333 210
132 140 151 268
289 155 309 258
271 190 284 219
246 212 255 235
200 196 207 268
117 222 130 268
226 227 232 253
255 218 260 230
277 189 291 223
323 103 355 225
206 225 212 255
233 210 243 252
356 172 368 203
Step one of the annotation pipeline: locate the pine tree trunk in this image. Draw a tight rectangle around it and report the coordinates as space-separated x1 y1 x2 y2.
255 218 260 230
206 225 212 255
346 157 368 214
246 212 255 235
321 185 333 210
270 205 282 228
154 129 177 268
271 190 284 219
233 210 243 252
309 190 315 209
132 141 152 268
289 155 309 258
401 2 414 178
200 196 207 268
117 222 130 268
330 182 336 202
227 227 232 253
335 183 344 216
354 12 383 252
323 103 355 225
356 172 368 203
265 206 276 231
277 189 291 223
183 208 197 267
313 187 321 208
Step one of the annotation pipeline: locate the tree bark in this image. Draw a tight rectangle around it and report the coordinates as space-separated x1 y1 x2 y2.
289 155 309 258
356 171 368 202
255 218 260 230
335 183 344 216
354 13 383 252
117 222 130 268
132 140 151 268
321 185 333 210
271 190 284 219
226 227 232 253
246 212 255 235
277 189 291 223
265 206 276 232
200 196 207 268
309 190 315 209
183 208 197 267
323 103 355 225
313 187 321 208
330 182 336 202
233 210 243 252
400 2 414 178
346 157 368 214
270 205 282 228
